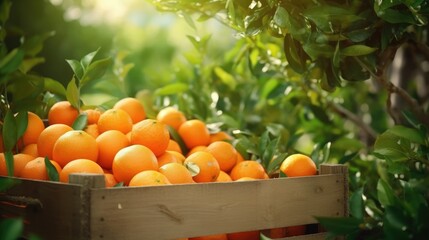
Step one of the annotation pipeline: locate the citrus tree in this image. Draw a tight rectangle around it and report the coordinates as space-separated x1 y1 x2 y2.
148 0 429 239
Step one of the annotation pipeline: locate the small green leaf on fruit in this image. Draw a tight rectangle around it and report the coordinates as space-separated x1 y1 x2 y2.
45 157 59 182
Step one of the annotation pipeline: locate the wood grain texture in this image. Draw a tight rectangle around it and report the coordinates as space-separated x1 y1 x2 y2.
89 173 346 239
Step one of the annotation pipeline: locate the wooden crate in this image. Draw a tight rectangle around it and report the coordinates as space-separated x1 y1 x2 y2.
0 164 348 240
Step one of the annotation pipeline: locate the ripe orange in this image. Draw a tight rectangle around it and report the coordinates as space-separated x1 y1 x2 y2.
48 101 80 126
83 109 102 125
37 124 73 160
216 170 232 182
209 131 233 143
186 145 207 157
230 160 266 181
236 152 245 165
129 170 171 187
166 139 182 153
156 107 186 131
20 143 39 157
178 119 210 150
235 177 257 181
184 151 220 183
206 141 237 172
113 97 146 123
84 124 99 139
157 150 185 167
96 130 130 169
52 130 98 167
130 119 170 157
0 153 35 177
112 145 158 185
227 230 260 240
104 173 118 188
279 154 317 177
285 225 306 237
268 227 286 238
97 108 133 134
159 162 195 184
59 159 104 183
189 234 228 240
20 157 62 180
20 112 45 147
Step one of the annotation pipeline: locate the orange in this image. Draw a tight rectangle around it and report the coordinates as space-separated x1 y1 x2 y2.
186 145 207 157
59 159 104 183
235 152 245 165
285 225 306 237
209 131 233 143
267 227 286 238
206 141 237 172
113 97 146 123
83 109 102 125
184 151 220 183
157 151 185 167
104 173 118 188
84 124 99 139
129 170 171 187
97 108 133 134
216 170 232 182
20 157 62 180
227 230 260 240
130 119 170 157
37 124 73 160
112 145 158 185
230 160 266 181
189 234 228 240
166 139 182 153
20 112 45 147
178 119 210 150
156 107 186 131
280 154 317 177
0 153 35 177
20 143 39 157
96 130 130 169
159 162 195 184
235 177 257 181
52 130 98 167
48 101 80 126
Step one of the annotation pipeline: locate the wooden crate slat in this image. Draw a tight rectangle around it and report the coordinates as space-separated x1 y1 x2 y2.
89 174 345 239
0 177 82 240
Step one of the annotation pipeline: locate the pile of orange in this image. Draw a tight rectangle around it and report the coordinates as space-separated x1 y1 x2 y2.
0 97 318 239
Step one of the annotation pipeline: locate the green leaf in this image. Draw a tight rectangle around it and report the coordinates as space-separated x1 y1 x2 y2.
0 0 12 25
377 179 397 207
0 48 24 76
185 161 200 177
0 218 23 240
267 153 287 174
386 125 425 145
114 182 124 187
80 57 112 87
214 67 237 90
66 78 80 110
309 104 331 124
350 188 364 220
154 83 189 96
316 216 361 235
283 34 307 74
2 111 17 151
80 48 100 70
44 157 59 182
0 177 21 191
182 13 196 30
44 77 66 96
273 6 289 28
19 57 45 74
20 31 55 57
321 141 331 164
65 59 84 80
14 111 28 140
4 151 14 177
383 207 410 239
341 45 378 57
72 113 88 130
167 125 187 154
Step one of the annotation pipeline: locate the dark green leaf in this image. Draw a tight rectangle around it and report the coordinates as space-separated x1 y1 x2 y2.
383 207 410 239
273 6 289 28
20 31 55 57
44 77 66 96
72 113 88 130
80 57 112 87
65 59 84 80
316 216 362 235
386 125 425 145
283 34 306 74
167 125 187 154
214 67 237 90
0 48 24 76
66 78 80 110
80 48 100 70
322 141 331 164
377 179 397 207
309 104 331 124
341 45 377 57
14 111 28 140
340 57 370 82
259 131 270 158
19 57 45 74
0 0 12 25
0 177 21 191
350 188 364 220
4 151 14 177
267 153 287 174
2 111 17 151
0 218 23 240
376 8 417 24
44 157 59 182
333 42 340 68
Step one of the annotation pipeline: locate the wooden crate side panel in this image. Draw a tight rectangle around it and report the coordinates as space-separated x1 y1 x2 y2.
89 174 345 239
0 177 82 240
